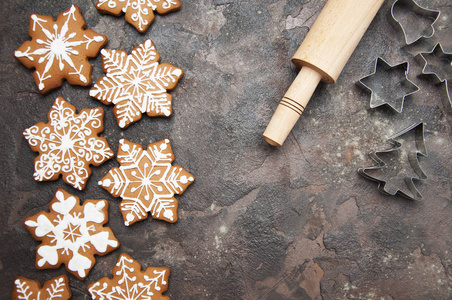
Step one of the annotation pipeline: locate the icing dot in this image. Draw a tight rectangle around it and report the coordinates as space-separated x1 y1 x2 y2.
163 209 173 221
172 68 182 77
39 83 45 90
180 176 188 184
144 39 152 49
126 213 134 223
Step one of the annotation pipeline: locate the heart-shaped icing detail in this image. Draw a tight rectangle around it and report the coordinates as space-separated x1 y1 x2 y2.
52 191 76 215
83 201 105 223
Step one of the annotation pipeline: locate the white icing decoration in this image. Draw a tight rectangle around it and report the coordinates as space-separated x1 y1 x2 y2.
88 254 168 299
83 200 105 223
14 5 105 91
89 39 183 128
99 139 193 225
33 215 54 237
24 190 119 279
23 97 114 190
52 191 76 214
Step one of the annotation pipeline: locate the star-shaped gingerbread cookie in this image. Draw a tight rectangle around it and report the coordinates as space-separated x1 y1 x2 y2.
90 39 184 128
14 5 107 94
96 0 181 33
24 189 120 280
99 138 194 226
88 253 170 300
23 97 114 190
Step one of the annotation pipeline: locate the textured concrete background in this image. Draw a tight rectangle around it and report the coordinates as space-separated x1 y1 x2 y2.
1 0 451 299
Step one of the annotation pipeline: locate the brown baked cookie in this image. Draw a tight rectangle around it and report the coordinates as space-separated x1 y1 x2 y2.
12 275 71 300
95 0 181 33
24 189 120 280
90 39 183 128
88 253 170 300
14 5 107 94
23 97 114 190
99 138 194 226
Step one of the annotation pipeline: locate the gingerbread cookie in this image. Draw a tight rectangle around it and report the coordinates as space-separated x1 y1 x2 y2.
23 97 114 190
14 5 107 94
12 275 71 300
99 139 194 226
88 253 170 300
24 189 120 280
89 39 183 128
96 0 181 33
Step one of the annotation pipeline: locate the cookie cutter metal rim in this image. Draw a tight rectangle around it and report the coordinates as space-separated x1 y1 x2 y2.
358 57 420 113
442 80 452 126
415 43 452 84
358 122 427 201
390 0 441 45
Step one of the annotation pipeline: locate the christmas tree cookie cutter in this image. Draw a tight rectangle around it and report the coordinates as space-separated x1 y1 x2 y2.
390 0 440 45
358 122 427 201
358 57 419 113
442 81 452 126
416 43 452 84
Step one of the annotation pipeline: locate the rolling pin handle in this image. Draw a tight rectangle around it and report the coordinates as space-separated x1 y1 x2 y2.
263 66 322 146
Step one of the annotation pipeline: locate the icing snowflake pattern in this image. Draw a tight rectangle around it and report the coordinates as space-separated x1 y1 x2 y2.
23 97 114 190
99 139 194 226
96 0 181 33
24 189 120 280
12 275 71 300
88 253 170 300
89 39 183 128
14 5 107 94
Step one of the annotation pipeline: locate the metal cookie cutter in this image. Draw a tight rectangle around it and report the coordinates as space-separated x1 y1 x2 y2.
391 0 440 45
416 43 452 126
416 43 452 84
443 81 452 126
358 57 419 113
358 122 427 201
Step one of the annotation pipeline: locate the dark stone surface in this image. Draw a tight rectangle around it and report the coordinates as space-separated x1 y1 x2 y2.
1 0 451 299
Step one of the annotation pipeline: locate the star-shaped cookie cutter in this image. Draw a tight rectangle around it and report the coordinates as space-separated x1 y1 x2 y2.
358 122 427 201
358 57 419 113
390 0 440 45
416 43 452 84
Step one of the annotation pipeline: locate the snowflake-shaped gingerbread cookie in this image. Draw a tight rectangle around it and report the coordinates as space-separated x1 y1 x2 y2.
24 189 120 280
96 0 181 33
14 5 107 94
99 139 194 226
12 275 71 300
23 97 114 190
88 253 170 300
90 39 184 128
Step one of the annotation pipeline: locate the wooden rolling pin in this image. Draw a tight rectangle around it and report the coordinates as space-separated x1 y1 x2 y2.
263 0 384 146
